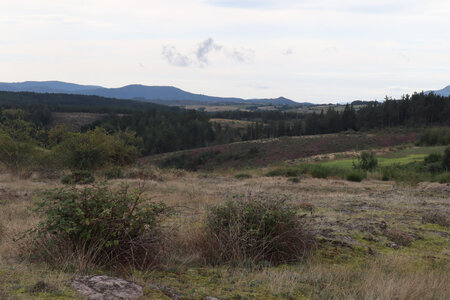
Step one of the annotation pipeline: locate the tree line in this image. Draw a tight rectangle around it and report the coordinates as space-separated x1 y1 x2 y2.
0 90 449 156
235 92 450 139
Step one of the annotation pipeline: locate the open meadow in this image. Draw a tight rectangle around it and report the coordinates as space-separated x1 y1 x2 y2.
0 140 449 299
3 0 450 298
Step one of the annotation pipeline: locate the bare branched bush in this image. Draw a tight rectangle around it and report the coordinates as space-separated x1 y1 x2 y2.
422 212 449 227
197 194 314 265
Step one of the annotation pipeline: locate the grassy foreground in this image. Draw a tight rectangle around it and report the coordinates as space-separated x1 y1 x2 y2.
0 161 449 299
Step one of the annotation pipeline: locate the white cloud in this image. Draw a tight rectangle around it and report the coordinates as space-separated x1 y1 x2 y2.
162 38 254 67
284 49 293 55
196 38 222 65
162 45 192 67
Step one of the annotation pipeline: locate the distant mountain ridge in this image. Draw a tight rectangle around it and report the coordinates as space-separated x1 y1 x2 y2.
0 81 312 106
425 85 450 97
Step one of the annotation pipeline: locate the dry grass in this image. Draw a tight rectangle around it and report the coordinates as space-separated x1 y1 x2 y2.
0 167 448 299
210 118 254 129
422 211 450 227
252 254 449 300
50 112 107 130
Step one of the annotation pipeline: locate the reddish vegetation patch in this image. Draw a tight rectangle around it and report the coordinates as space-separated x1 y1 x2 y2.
372 132 417 147
142 132 417 169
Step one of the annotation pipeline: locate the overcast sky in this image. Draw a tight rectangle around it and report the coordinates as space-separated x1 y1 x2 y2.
1 0 450 103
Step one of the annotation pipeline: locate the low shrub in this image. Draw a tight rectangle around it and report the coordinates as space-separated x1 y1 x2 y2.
424 153 442 164
310 165 331 179
26 281 57 294
346 171 365 182
0 131 39 176
265 167 302 177
125 168 160 180
426 162 443 174
28 183 172 269
103 166 124 179
443 146 450 170
199 195 313 264
286 169 301 177
52 128 140 171
437 172 450 184
297 202 315 214
384 228 414 247
247 146 259 157
265 168 284 177
297 164 347 179
162 150 219 171
381 170 390 181
353 151 378 171
61 171 95 185
380 164 427 185
422 212 449 227
418 127 450 146
234 173 252 179
288 177 300 183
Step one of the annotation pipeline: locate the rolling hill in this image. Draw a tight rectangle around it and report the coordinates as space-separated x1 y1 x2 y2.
425 85 450 97
0 81 312 106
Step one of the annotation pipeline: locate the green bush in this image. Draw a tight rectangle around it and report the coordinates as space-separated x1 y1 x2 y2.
0 131 38 175
234 173 252 179
443 146 450 170
52 128 140 170
424 153 442 164
29 183 172 268
310 165 330 179
418 127 450 146
162 150 219 171
286 169 301 177
61 171 95 185
426 162 443 174
353 151 378 171
201 195 313 264
437 172 450 184
247 146 259 157
103 166 124 179
346 171 365 182
265 167 302 177
265 168 288 177
288 177 300 183
380 164 426 185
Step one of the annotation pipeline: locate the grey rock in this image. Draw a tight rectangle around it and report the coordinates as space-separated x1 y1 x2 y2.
69 275 143 300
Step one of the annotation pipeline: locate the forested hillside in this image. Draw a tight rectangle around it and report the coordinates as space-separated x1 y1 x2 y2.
0 90 449 156
90 92 450 154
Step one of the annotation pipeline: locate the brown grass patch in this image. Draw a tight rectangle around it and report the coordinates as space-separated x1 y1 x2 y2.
384 229 415 247
422 211 449 227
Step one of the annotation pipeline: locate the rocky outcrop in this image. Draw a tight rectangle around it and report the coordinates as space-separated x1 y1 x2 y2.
69 275 143 300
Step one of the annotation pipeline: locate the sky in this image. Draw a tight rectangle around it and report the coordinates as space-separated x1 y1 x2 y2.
1 0 450 103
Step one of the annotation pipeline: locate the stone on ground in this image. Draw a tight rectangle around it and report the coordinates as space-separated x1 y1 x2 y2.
69 275 143 300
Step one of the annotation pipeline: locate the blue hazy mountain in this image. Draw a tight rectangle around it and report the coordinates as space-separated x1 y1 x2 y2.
0 81 102 93
0 81 311 106
426 85 450 97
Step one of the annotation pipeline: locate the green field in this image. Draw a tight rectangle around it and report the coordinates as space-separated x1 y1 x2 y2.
319 146 447 170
